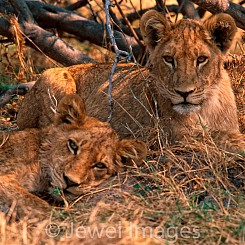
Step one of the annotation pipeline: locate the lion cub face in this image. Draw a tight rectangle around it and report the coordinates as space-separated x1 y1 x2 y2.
140 11 237 114
40 94 147 195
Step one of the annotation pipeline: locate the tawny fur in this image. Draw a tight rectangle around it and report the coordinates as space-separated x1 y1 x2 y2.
17 11 244 152
0 95 147 216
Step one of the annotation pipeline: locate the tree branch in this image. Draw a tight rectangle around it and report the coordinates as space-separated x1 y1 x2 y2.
155 0 166 14
177 0 200 20
0 0 143 59
120 5 180 24
0 82 35 108
0 0 95 66
191 0 245 30
105 0 132 122
0 17 95 66
114 0 143 47
105 2 141 39
66 0 88 11
8 0 35 24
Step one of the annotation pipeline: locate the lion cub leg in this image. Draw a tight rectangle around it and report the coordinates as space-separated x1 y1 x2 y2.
0 175 51 218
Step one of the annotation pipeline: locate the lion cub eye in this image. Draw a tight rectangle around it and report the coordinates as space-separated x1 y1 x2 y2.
196 56 208 66
93 162 107 170
162 56 175 67
67 139 79 155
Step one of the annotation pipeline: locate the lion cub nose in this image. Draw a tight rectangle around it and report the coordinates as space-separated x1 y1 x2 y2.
64 175 79 188
175 89 195 99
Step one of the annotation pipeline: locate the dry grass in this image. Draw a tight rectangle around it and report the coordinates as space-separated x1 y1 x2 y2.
0 22 244 245
227 55 245 134
0 137 244 244
0 57 244 243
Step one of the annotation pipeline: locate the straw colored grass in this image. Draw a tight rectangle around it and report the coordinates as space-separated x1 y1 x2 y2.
0 55 244 245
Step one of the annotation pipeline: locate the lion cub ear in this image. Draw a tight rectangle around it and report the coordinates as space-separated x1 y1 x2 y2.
117 139 147 166
54 94 87 127
140 10 171 52
204 13 237 53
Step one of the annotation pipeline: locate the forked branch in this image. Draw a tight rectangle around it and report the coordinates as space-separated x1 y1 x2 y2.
104 0 132 122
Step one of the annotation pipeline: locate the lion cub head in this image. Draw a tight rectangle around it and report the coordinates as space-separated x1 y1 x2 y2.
140 11 237 114
40 94 147 195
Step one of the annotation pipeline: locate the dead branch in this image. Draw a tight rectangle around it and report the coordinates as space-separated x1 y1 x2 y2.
105 2 133 37
0 82 35 108
120 5 180 24
177 0 200 20
8 0 35 24
155 0 166 14
191 0 245 30
27 0 141 56
0 0 95 66
196 7 207 18
0 0 142 62
105 0 132 122
66 0 89 11
0 18 94 66
0 0 244 70
108 2 122 28
114 0 143 47
106 4 142 40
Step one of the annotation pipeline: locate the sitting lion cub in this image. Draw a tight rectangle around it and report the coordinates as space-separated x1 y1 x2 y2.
0 94 147 216
17 11 244 152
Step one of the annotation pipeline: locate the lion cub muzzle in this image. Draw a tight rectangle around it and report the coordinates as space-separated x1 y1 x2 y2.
171 88 202 114
63 174 80 189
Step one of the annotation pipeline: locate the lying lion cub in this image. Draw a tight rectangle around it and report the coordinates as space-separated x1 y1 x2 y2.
0 94 146 216
17 11 245 152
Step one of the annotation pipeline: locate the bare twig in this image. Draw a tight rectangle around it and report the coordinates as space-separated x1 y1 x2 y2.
107 1 122 28
105 1 133 36
114 0 143 47
104 0 132 122
87 0 100 23
155 0 166 15
120 5 180 24
107 3 142 40
128 0 140 18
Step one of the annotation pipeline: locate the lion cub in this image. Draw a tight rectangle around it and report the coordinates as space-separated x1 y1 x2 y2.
0 94 147 216
17 12 244 152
